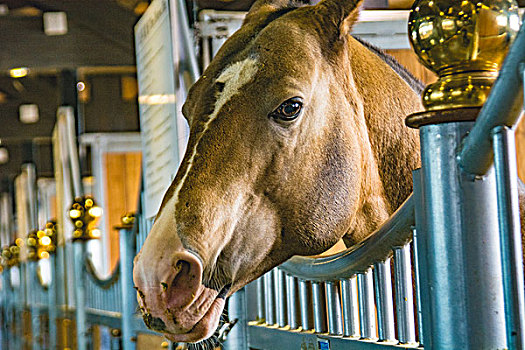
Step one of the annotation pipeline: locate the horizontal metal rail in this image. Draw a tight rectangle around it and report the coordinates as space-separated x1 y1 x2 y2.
84 258 121 289
457 12 525 176
280 195 414 281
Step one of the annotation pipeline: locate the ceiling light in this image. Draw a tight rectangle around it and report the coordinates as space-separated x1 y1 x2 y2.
76 81 86 91
19 104 39 124
43 12 67 36
10 67 28 78
0 147 8 164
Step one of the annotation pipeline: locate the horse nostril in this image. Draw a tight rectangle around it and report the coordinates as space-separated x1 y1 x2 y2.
161 253 202 310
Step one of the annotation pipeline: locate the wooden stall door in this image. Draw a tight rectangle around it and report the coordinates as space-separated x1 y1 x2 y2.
104 152 142 270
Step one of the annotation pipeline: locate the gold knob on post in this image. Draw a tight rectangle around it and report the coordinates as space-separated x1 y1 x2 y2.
408 0 520 111
69 196 103 241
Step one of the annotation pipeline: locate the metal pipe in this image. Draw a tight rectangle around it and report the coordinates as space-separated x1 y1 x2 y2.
73 242 87 350
457 13 525 176
325 281 343 336
419 122 507 349
411 228 424 347
312 282 327 333
223 288 248 350
280 196 414 281
274 268 288 328
299 279 314 331
357 268 376 340
286 274 300 330
341 277 360 338
119 228 135 350
30 262 41 350
263 272 275 326
176 0 200 83
256 278 265 323
373 259 395 342
492 125 525 349
58 106 83 198
393 244 416 344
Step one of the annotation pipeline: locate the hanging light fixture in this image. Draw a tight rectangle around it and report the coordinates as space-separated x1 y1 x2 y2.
19 104 39 124
0 140 8 165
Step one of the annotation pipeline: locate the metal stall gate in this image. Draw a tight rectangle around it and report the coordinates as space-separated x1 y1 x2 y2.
1 0 525 349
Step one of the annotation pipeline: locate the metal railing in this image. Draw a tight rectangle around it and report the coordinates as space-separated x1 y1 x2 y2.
1 3 525 350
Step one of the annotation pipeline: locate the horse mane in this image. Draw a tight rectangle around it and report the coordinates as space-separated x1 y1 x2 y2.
353 36 425 94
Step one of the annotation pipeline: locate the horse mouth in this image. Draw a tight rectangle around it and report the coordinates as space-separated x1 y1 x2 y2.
139 285 230 343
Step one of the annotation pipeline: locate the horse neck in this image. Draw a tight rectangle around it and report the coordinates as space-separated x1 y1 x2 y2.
344 38 422 234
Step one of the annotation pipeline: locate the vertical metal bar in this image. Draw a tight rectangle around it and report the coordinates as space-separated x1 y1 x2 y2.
274 268 288 328
299 280 314 331
256 278 265 323
30 262 41 350
202 37 211 70
341 277 359 338
325 281 343 336
73 242 87 350
312 282 327 333
286 275 300 330
175 0 200 82
119 228 135 350
373 259 395 342
419 123 506 349
263 272 275 326
223 288 248 350
493 125 525 350
411 229 424 346
394 244 416 344
358 268 376 340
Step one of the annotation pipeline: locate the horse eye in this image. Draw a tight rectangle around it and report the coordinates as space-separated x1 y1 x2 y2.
270 97 303 122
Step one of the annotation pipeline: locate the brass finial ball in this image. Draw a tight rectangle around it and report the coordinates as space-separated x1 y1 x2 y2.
408 0 520 110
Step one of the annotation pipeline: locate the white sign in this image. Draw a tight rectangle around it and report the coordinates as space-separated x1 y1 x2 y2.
135 0 189 219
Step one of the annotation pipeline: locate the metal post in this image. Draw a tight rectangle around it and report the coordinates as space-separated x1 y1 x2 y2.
341 277 359 338
119 228 135 350
263 272 275 326
311 282 327 333
411 227 424 347
373 259 395 342
73 242 87 350
357 268 376 340
298 279 314 331
286 275 300 330
492 126 525 350
223 288 248 350
325 281 343 336
256 278 265 323
274 268 288 328
48 254 57 350
393 244 416 344
417 122 507 349
29 262 41 350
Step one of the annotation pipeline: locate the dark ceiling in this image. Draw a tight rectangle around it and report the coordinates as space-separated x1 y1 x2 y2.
0 0 146 186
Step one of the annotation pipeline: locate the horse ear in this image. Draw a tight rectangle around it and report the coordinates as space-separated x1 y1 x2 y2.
244 0 316 25
314 0 364 40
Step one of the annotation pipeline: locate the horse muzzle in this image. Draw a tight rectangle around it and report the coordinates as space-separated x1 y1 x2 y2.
133 238 227 342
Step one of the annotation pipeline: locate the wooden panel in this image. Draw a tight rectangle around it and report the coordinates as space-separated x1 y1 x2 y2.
104 152 142 269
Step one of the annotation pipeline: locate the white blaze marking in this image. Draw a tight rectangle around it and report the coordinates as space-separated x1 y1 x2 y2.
160 57 259 220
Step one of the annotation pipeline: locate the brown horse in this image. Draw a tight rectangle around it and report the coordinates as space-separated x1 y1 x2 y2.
133 0 424 343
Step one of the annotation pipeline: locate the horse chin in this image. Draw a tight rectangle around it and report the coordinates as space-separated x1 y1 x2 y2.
163 295 226 344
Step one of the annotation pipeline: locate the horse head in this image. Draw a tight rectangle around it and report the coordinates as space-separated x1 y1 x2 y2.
133 0 422 343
